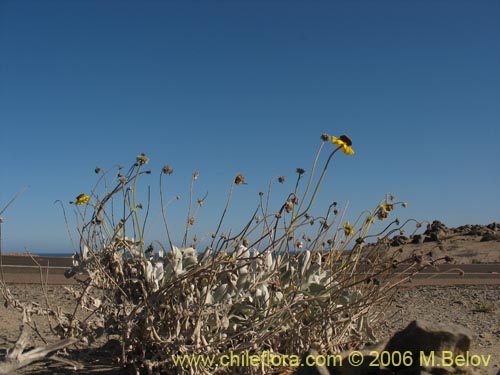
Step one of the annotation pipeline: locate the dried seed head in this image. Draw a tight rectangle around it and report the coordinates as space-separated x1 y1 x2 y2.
162 165 173 175
137 203 143 209
136 153 149 165
145 169 152 174
296 241 304 249
188 217 195 225
284 200 294 213
94 167 101 174
193 171 199 180
296 168 305 175
278 176 286 183
402 202 408 208
320 133 330 142
235 174 247 185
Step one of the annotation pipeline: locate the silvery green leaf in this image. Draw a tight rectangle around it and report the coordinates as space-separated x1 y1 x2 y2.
234 245 249 261
171 245 182 259
264 250 274 270
154 262 164 282
82 245 89 260
181 247 198 270
199 246 211 263
300 250 311 277
308 282 325 295
255 284 270 308
338 295 349 306
230 301 255 318
213 284 229 302
201 286 214 305
273 291 283 302
237 272 249 291
145 261 153 283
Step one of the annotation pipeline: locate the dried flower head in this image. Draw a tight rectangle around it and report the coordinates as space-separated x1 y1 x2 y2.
320 133 330 141
278 176 286 183
162 165 173 175
284 200 294 213
94 167 101 174
234 174 247 185
377 208 389 221
193 171 199 180
296 168 305 175
136 153 149 165
402 202 408 208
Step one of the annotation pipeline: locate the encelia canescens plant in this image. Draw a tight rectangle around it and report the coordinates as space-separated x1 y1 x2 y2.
61 133 424 374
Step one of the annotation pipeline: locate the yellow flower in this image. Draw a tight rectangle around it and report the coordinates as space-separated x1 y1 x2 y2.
331 135 355 155
380 203 394 212
75 194 90 205
343 221 354 236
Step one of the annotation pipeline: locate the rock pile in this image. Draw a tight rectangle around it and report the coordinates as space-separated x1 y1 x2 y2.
295 320 491 375
388 221 500 247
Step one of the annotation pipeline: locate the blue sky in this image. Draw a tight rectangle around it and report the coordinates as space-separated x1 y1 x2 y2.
1 0 499 253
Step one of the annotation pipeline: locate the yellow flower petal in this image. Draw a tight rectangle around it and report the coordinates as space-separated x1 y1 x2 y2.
75 194 90 205
332 135 355 155
343 221 354 236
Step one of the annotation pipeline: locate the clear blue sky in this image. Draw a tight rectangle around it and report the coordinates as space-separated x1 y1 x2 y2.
1 1 499 253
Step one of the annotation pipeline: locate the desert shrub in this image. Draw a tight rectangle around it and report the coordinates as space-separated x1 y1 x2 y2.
61 134 422 374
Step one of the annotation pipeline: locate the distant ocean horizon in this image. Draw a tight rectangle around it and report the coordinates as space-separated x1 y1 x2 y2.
37 252 73 257
4 252 73 257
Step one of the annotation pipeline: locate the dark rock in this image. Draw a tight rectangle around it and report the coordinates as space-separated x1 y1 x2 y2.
480 232 500 242
391 236 408 247
383 320 473 372
486 222 500 231
411 235 427 245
